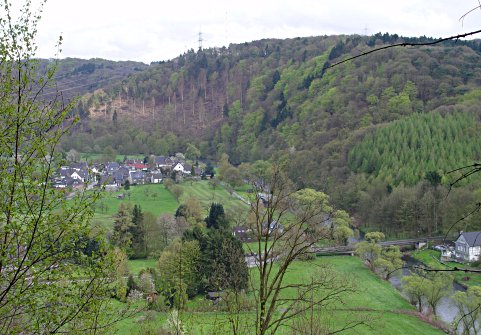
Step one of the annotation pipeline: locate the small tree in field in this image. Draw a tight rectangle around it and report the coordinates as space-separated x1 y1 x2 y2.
402 272 426 313
242 163 366 335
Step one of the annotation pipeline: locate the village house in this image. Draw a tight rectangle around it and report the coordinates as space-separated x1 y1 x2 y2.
262 221 284 236
126 162 148 170
70 161 88 171
106 161 120 173
150 172 163 184
129 170 146 185
455 231 481 262
173 162 186 174
232 226 252 242
113 167 130 186
70 169 88 182
155 156 174 169
98 175 118 191
55 165 90 187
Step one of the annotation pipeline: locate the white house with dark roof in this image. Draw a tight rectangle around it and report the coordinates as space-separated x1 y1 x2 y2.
173 162 186 173
455 231 481 262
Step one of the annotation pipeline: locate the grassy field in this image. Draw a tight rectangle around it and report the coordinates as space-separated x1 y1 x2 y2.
95 184 179 217
91 179 251 231
178 180 250 218
411 249 481 287
113 256 444 335
127 259 159 275
80 153 145 162
233 183 254 202
92 184 179 231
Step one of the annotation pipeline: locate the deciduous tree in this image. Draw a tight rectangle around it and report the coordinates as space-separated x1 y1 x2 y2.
244 163 364 335
424 272 453 316
453 286 481 335
157 239 201 309
0 1 119 333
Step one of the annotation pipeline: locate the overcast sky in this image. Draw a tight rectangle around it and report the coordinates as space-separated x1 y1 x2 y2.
29 0 481 64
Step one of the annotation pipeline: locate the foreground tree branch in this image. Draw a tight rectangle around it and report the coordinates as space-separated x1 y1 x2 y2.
0 1 125 333
327 30 481 71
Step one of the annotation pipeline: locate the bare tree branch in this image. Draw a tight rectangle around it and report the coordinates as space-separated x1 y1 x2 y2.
327 30 481 71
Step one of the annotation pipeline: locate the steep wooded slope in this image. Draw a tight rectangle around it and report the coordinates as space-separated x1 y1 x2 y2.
62 34 481 194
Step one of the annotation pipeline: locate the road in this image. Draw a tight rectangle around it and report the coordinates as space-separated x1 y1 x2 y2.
313 236 447 256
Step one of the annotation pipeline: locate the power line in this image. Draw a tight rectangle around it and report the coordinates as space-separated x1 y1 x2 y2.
39 74 127 97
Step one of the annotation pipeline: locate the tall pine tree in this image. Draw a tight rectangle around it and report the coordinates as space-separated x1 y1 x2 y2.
205 203 228 229
131 205 147 258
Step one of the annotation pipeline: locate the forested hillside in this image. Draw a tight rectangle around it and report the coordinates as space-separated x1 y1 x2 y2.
59 33 481 237
348 112 481 186
38 57 147 116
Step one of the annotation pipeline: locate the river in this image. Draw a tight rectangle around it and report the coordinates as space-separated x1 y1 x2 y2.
388 254 466 325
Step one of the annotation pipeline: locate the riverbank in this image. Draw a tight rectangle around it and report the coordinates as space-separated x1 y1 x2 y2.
410 249 481 288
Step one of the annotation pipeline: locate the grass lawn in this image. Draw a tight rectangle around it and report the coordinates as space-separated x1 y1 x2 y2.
266 256 413 311
411 249 481 287
178 180 250 218
127 259 159 275
91 184 178 231
233 183 254 202
91 180 249 231
94 184 178 216
80 153 144 162
112 256 444 335
242 241 273 253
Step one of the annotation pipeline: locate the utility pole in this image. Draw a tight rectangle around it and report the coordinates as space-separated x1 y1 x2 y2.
198 31 203 50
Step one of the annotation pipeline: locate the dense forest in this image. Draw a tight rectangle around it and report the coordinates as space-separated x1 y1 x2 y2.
58 33 481 237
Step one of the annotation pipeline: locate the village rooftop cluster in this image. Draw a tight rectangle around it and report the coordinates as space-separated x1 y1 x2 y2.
52 155 205 190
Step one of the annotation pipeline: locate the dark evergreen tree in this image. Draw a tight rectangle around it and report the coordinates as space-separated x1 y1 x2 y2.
425 171 442 187
183 228 248 293
112 110 118 126
175 204 188 218
205 203 228 230
203 230 248 291
111 204 133 255
131 205 146 258
205 162 215 178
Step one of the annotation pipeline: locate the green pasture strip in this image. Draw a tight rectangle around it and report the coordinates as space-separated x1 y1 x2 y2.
94 184 178 217
112 256 443 334
80 153 145 162
127 259 159 275
178 180 250 217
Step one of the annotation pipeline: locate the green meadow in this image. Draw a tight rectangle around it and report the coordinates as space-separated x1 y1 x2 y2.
116 256 444 335
94 184 179 217
87 182 444 335
127 258 159 275
178 180 250 218
80 153 145 162
92 184 179 232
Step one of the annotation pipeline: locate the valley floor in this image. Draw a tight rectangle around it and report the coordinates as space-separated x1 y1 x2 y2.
115 256 445 335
